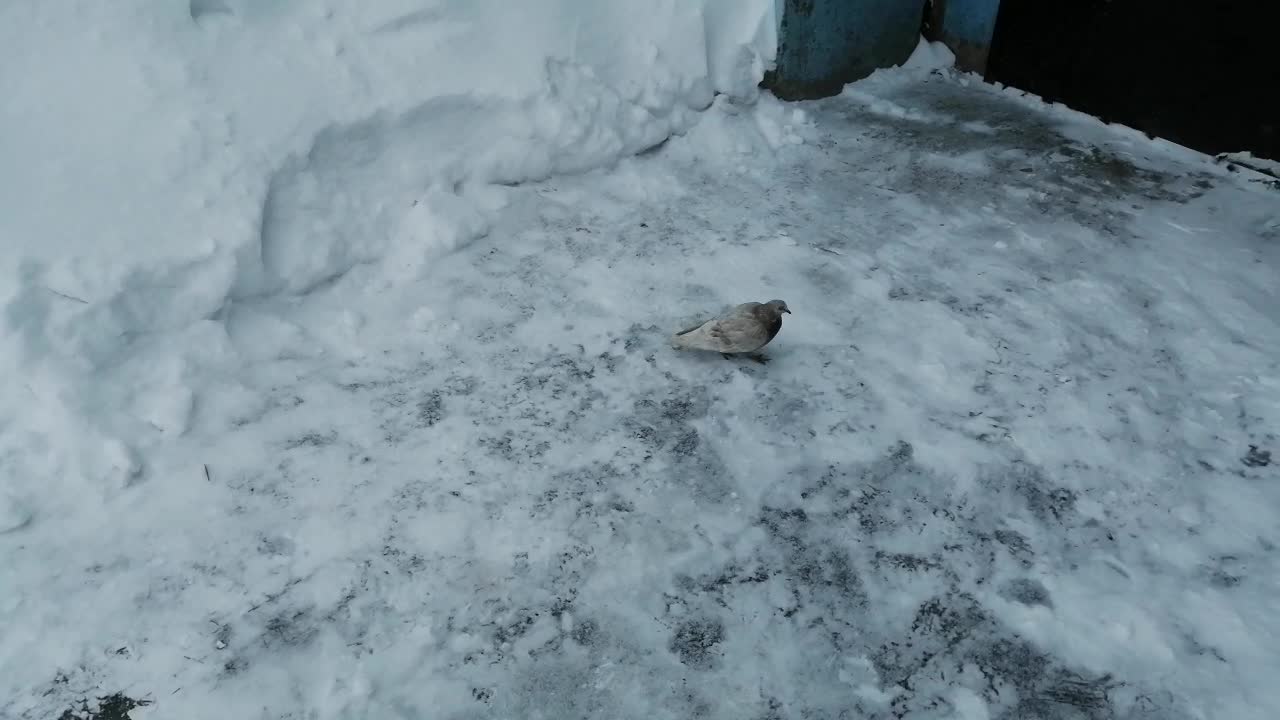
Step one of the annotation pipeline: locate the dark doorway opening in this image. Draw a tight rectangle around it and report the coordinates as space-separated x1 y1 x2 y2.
986 0 1279 161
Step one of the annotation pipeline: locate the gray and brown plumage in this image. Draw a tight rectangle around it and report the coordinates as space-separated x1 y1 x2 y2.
671 299 791 362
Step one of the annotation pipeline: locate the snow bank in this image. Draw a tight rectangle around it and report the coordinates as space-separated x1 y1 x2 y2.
0 0 776 494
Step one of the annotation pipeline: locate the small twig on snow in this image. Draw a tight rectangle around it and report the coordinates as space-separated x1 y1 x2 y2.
45 287 89 304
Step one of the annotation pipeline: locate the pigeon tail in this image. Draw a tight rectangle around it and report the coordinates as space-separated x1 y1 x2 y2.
670 324 708 349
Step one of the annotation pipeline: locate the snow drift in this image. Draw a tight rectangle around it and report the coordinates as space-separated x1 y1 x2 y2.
0 0 776 495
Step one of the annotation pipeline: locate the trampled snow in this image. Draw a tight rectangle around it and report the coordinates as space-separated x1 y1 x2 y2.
3 6 1280 720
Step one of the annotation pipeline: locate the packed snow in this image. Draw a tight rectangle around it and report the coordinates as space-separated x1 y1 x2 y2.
3 4 1279 720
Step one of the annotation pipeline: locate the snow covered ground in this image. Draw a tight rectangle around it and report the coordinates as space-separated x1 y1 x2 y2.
3 6 1280 719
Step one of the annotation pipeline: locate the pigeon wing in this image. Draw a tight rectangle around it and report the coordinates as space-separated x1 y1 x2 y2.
706 313 770 353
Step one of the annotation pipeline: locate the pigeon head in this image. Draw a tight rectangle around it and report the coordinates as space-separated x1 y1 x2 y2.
765 299 791 315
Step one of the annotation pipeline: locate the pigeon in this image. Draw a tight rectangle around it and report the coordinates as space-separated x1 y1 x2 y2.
671 299 791 363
